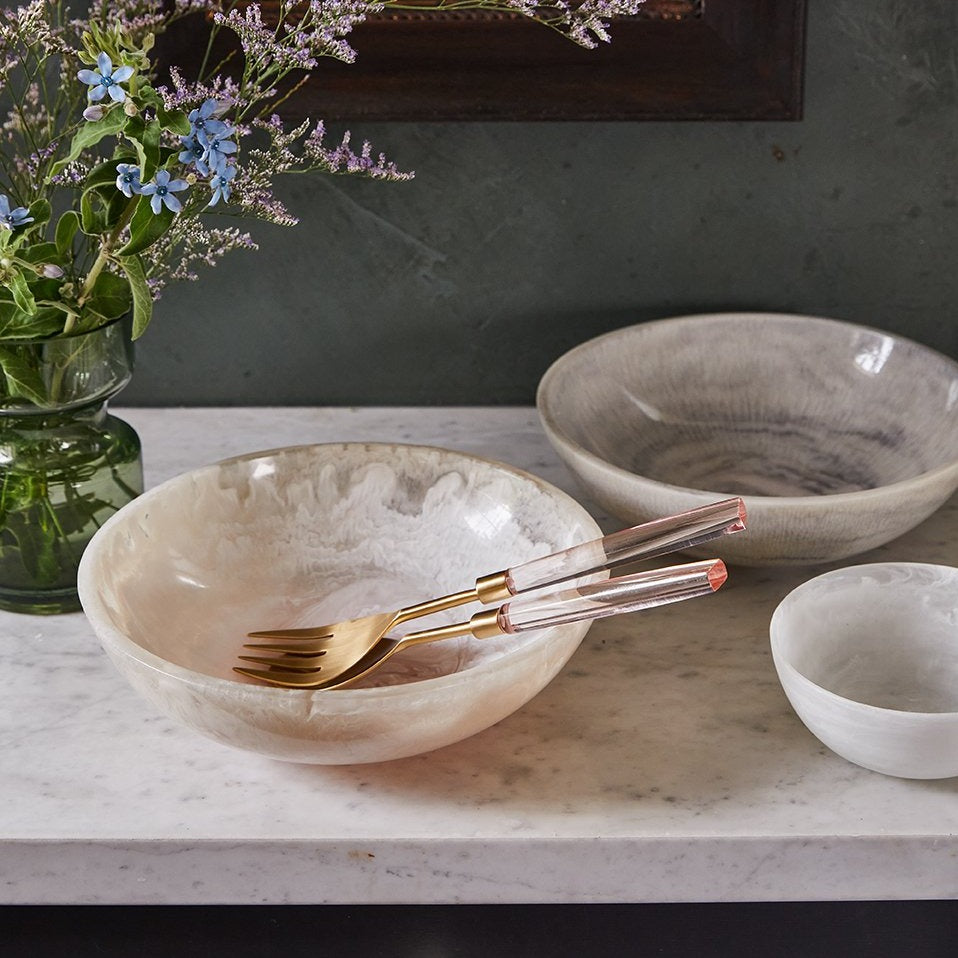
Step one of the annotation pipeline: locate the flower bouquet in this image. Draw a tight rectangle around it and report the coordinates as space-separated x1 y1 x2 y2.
0 0 639 612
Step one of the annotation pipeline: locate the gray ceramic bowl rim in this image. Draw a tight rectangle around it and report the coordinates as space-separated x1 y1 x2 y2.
537 312 958 509
769 561 958 720
78 441 602 703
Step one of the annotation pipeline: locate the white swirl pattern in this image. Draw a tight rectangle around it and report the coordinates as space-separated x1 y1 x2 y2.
78 443 602 764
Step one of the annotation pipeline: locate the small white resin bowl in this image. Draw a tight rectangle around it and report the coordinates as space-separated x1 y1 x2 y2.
78 443 601 765
770 563 958 779
537 313 958 565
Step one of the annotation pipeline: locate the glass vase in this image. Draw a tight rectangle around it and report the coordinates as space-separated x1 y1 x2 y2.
0 318 143 614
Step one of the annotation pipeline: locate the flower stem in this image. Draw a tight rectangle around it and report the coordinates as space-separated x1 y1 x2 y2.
76 195 139 309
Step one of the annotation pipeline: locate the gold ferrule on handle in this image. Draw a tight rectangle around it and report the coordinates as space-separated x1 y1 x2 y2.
475 570 513 604
469 607 507 639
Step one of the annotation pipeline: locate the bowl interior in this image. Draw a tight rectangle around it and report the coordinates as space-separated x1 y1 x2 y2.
82 443 600 688
541 314 958 497
772 563 958 713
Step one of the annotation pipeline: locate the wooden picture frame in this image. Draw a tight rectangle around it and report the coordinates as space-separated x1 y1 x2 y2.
162 0 807 121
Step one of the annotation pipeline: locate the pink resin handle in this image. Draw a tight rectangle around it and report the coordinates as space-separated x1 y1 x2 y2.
504 498 745 596
498 559 728 633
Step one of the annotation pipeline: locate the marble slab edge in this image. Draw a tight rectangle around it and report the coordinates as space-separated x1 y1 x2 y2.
4 836 956 904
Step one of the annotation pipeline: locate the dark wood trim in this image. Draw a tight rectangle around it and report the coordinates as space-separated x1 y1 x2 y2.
160 0 807 121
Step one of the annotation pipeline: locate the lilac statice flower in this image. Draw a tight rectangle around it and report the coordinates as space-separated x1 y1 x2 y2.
146 223 258 289
139 170 189 214
178 134 211 176
115 163 144 197
303 123 413 181
188 99 229 147
0 193 33 230
214 5 324 69
207 165 236 207
77 53 135 103
85 0 170 37
157 68 241 117
49 160 88 188
1 1 63 60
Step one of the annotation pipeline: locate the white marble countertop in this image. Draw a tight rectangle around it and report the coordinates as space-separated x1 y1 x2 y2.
2 407 957 905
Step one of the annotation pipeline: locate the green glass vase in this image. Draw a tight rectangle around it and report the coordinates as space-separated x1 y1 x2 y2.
0 318 143 614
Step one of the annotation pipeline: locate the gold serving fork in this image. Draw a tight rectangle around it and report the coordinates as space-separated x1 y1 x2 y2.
237 558 729 690
236 497 746 690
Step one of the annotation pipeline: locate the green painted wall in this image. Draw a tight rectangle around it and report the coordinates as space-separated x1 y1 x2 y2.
124 0 958 405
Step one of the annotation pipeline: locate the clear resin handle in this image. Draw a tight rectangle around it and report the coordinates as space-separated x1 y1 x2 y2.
504 498 745 596
499 559 727 633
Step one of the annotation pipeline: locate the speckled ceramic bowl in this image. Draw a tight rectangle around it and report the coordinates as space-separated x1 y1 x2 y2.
78 443 601 764
770 563 958 779
537 313 958 565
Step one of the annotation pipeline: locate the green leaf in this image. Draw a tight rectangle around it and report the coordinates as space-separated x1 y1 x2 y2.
0 296 64 339
129 137 148 178
86 270 132 322
106 190 129 230
8 271 36 315
158 107 190 137
55 211 81 257
47 109 128 181
137 84 162 109
20 242 59 265
0 347 47 404
83 158 125 192
117 195 173 257
0 299 21 338
123 115 161 180
116 254 152 339
27 198 51 231
80 160 136 234
80 190 105 235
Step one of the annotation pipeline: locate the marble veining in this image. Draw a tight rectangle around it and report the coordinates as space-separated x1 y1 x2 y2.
2 408 958 904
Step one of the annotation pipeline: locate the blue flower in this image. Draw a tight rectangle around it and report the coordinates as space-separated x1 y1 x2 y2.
178 134 211 176
202 128 237 175
188 99 229 147
0 194 33 230
77 52 134 103
139 170 189 214
115 163 144 198
208 165 236 207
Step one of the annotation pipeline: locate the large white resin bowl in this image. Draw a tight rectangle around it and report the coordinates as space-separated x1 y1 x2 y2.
770 563 958 779
78 443 602 764
537 313 958 565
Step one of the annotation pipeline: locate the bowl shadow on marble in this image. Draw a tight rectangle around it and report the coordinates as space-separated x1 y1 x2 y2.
78 442 605 765
537 312 958 566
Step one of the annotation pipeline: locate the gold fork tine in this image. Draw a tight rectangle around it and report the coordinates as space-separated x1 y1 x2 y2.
246 627 335 639
234 666 328 688
237 653 326 672
242 641 329 655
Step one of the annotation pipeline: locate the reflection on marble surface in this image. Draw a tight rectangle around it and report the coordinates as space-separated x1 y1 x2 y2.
2 408 957 905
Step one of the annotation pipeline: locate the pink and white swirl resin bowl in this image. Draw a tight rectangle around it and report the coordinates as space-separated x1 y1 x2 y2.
770 563 958 779
78 443 601 764
537 313 958 565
